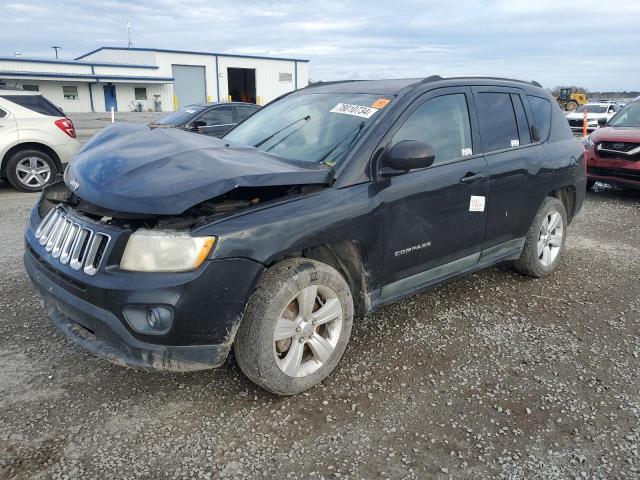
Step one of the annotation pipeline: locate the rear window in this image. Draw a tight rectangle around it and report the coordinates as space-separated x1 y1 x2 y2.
0 108 6 119
1 95 64 117
475 92 520 152
527 96 552 141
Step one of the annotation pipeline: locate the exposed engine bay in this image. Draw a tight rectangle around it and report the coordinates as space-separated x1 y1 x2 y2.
40 179 324 231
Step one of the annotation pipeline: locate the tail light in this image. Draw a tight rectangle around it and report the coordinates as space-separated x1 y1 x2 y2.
55 117 76 138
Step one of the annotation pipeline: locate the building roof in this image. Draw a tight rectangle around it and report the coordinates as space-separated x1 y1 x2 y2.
0 56 158 69
76 46 310 63
0 70 173 82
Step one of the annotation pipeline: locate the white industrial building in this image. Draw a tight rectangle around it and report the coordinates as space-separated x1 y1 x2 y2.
0 47 309 113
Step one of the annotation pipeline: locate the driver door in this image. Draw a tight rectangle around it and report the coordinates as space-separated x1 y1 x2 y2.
378 87 489 300
194 105 235 137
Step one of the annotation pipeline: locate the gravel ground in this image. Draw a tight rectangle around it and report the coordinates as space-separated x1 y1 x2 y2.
0 183 638 479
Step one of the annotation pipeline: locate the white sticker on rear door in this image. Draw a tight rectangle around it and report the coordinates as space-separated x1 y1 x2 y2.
469 195 486 212
330 103 378 118
511 139 520 147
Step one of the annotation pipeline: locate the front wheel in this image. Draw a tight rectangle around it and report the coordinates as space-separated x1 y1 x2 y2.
234 258 354 395
514 197 568 278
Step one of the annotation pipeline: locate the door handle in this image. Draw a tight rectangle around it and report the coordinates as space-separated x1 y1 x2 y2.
460 172 486 184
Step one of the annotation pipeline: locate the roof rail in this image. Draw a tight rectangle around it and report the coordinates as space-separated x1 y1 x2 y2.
303 79 366 90
417 75 443 85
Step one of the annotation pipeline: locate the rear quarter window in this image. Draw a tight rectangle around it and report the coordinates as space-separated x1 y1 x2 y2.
526 95 552 141
0 108 7 119
0 95 64 117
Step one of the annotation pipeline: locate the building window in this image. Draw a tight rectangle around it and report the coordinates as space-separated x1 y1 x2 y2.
63 86 78 100
22 84 39 92
279 72 293 83
134 87 147 100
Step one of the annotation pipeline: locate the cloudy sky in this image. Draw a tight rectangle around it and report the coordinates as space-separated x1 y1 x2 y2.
1 0 639 91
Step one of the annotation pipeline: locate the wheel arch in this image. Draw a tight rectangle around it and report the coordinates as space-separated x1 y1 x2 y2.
267 240 372 319
1 142 62 179
549 185 577 223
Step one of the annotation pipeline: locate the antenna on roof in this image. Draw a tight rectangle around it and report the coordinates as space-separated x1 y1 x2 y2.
51 46 60 59
127 18 133 48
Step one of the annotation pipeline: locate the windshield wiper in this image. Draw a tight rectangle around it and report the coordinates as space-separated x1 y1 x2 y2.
317 121 366 165
253 115 310 148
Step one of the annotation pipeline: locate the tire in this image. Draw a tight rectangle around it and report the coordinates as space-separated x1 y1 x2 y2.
5 149 57 192
566 101 579 112
586 179 596 190
514 197 568 278
235 258 354 395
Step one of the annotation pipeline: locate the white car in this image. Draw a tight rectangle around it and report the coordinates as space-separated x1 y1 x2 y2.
565 102 621 133
0 89 79 191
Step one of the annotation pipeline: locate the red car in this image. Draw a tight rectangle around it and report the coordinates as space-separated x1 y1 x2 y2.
585 99 640 190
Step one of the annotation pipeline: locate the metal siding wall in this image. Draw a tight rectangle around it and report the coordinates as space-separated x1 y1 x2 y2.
2 80 93 113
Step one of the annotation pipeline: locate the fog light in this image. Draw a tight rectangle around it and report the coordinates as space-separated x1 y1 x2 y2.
123 305 173 335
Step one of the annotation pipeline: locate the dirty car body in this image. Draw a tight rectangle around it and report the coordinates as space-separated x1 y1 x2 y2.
24 76 586 374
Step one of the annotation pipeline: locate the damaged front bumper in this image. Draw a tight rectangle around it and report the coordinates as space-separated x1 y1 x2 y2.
24 214 264 372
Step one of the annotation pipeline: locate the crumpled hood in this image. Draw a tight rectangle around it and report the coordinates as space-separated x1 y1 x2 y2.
65 123 332 215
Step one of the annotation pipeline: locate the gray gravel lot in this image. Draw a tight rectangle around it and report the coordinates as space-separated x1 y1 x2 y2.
0 183 638 480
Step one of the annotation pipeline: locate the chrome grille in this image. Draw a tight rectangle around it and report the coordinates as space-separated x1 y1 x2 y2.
34 208 111 276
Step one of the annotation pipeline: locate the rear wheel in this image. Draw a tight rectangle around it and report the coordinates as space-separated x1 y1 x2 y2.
6 149 57 192
514 197 568 278
234 258 354 395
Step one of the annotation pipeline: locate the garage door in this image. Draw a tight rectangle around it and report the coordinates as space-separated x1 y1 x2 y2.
171 65 206 108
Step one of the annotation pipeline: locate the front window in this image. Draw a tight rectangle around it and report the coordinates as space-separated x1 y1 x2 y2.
224 93 387 166
608 101 640 127
575 105 607 114
63 86 78 100
154 105 207 125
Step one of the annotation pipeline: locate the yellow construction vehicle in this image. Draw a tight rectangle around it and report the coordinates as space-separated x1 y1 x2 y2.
556 87 588 111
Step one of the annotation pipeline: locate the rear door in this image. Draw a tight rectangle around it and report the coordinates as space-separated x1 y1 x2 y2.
194 105 235 137
379 87 489 298
471 86 545 254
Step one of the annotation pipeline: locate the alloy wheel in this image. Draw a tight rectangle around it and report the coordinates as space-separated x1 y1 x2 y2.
273 284 343 378
16 156 51 188
537 211 563 267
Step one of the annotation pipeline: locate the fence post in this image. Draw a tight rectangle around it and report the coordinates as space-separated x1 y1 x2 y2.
111 106 115 124
582 108 588 137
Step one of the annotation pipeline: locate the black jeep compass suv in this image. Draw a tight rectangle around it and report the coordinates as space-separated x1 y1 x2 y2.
24 76 586 395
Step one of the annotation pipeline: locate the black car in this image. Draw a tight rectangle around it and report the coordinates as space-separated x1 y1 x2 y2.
25 76 585 395
150 101 259 137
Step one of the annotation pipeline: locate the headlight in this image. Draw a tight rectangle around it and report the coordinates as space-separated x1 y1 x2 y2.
120 229 216 272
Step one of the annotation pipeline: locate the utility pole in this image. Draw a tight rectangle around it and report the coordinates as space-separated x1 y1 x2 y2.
51 46 60 59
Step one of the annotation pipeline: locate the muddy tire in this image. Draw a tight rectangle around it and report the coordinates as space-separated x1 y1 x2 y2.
234 258 354 395
565 100 579 112
514 197 568 278
6 149 57 192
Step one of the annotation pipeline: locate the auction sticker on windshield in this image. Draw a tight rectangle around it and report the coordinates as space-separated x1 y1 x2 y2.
330 103 378 118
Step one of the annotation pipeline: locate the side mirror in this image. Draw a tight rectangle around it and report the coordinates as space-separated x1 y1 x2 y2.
192 120 206 129
381 140 435 176
531 125 541 142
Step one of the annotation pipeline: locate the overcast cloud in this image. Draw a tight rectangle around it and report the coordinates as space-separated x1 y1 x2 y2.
1 0 639 91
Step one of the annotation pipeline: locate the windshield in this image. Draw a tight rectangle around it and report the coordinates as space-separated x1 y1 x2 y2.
575 105 607 114
608 102 640 127
154 105 207 125
223 93 387 166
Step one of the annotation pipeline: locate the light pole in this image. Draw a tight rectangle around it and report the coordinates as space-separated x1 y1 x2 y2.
51 46 61 59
